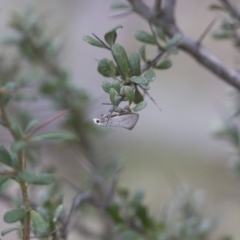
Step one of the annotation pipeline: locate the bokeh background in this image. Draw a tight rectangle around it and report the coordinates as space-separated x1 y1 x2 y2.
0 0 240 239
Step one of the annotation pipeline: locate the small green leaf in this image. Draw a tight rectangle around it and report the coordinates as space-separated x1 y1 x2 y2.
139 84 150 90
0 145 12 167
129 53 141 76
1 227 20 236
124 86 134 105
97 59 117 77
111 80 121 93
212 30 230 39
4 208 27 223
135 30 158 45
111 44 130 80
156 59 172 69
32 132 79 141
139 45 146 62
83 36 106 48
130 76 148 85
104 25 122 47
132 189 145 205
9 119 22 138
107 204 123 224
25 119 39 134
18 171 54 185
101 81 112 93
166 33 182 49
132 101 147 112
53 204 63 222
144 69 155 82
155 27 166 40
110 2 131 10
31 210 48 234
10 141 27 153
109 88 118 106
1 82 16 105
134 87 144 104
135 205 152 229
209 4 227 11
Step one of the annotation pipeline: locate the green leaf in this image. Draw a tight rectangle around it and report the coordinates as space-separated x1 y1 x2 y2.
104 25 122 47
31 210 48 234
134 87 144 104
132 101 147 112
0 176 10 188
0 145 12 167
53 204 63 222
1 82 16 105
101 81 112 93
135 30 158 45
156 59 172 69
130 76 148 85
155 27 166 40
132 189 145 205
212 30 230 39
124 86 134 105
109 88 118 106
32 132 79 141
4 208 27 223
129 53 141 76
135 205 152 229
82 36 106 48
209 4 227 11
144 69 155 82
9 118 22 138
107 204 123 224
97 59 117 77
110 2 131 10
139 45 146 62
25 119 39 134
166 33 182 49
111 44 130 80
1 227 20 236
139 84 150 90
111 81 121 94
18 171 54 185
11 141 27 153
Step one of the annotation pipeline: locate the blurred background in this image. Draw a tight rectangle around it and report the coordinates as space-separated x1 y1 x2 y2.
0 0 239 239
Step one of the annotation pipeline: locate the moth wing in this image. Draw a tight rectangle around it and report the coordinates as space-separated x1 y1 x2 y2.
108 113 139 130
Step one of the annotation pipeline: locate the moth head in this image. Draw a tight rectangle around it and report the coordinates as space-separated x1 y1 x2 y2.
93 118 101 125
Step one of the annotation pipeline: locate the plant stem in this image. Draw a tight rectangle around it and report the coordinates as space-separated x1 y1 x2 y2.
0 101 31 240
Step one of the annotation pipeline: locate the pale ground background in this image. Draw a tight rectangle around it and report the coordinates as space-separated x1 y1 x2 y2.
0 0 240 239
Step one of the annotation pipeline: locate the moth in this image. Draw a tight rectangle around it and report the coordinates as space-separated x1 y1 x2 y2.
93 112 139 130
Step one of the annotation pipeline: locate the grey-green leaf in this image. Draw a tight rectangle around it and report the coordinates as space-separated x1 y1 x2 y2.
83 36 106 48
1 227 20 236
135 31 158 45
132 101 147 112
98 58 117 77
130 76 148 85
156 59 173 69
212 30 230 39
124 86 134 105
9 118 22 139
110 2 131 10
25 119 39 134
101 81 112 93
31 210 48 234
0 145 12 167
104 25 122 47
144 69 155 82
18 171 54 185
53 204 63 222
129 53 141 76
155 27 166 40
111 44 130 80
109 88 118 106
139 45 146 62
112 80 121 94
166 33 182 49
32 132 79 141
4 208 27 223
134 87 144 104
11 141 27 153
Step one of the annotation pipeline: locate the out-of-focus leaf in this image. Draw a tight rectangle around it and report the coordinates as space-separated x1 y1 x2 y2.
4 208 27 223
124 86 134 105
109 88 118 106
130 76 148 85
129 53 141 76
132 101 147 112
104 25 122 47
101 81 112 93
0 145 12 167
110 2 131 10
144 69 155 82
10 141 27 153
135 31 158 45
156 59 173 69
112 80 121 94
1 227 20 236
134 87 144 104
31 210 48 234
32 132 79 141
98 59 117 77
25 119 39 134
83 36 106 48
139 45 146 62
